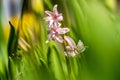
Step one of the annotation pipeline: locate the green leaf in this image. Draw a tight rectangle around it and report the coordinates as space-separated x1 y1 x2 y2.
47 46 66 80
8 21 19 56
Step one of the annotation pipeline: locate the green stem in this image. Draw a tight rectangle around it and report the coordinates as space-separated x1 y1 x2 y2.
66 56 72 80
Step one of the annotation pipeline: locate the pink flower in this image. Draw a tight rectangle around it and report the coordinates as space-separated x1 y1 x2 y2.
46 25 70 43
44 4 63 27
64 36 85 57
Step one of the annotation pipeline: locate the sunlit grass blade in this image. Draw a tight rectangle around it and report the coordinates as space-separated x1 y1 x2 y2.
47 46 66 80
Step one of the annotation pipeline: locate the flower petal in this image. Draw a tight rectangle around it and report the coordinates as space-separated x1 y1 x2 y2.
56 28 70 34
53 4 58 14
64 51 68 56
45 11 52 16
55 36 63 43
54 21 61 28
64 36 76 48
48 20 54 28
43 16 52 21
77 40 85 53
45 40 50 43
58 13 63 21
64 50 76 57
68 51 76 57
66 46 72 51
46 33 52 43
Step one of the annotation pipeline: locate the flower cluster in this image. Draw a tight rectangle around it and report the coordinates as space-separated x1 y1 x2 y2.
44 4 85 57
64 36 85 57
44 4 70 43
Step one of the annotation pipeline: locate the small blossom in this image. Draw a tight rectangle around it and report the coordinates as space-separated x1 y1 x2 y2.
64 36 85 57
44 4 63 27
46 25 70 43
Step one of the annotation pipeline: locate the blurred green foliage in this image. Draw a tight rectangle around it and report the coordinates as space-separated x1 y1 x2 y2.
1 0 120 80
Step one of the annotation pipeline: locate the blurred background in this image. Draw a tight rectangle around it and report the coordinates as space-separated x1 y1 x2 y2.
1 0 120 80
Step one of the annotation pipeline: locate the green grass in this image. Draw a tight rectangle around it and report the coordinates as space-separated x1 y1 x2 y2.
1 0 120 80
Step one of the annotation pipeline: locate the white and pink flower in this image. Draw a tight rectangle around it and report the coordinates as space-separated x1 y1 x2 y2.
64 36 85 57
44 4 86 56
46 25 70 43
44 4 63 28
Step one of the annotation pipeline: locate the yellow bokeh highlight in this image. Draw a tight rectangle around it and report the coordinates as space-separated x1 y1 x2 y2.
105 0 116 10
31 0 44 14
4 12 39 40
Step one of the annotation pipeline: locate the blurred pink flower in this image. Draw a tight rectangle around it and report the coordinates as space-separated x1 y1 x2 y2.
44 4 63 27
64 36 85 57
46 25 70 43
